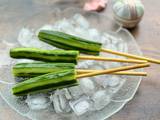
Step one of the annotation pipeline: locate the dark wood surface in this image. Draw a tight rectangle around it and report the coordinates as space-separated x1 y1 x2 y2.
0 0 160 120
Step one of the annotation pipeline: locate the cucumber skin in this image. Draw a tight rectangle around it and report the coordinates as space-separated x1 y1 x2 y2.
12 69 77 96
12 62 75 77
38 30 102 55
10 48 79 64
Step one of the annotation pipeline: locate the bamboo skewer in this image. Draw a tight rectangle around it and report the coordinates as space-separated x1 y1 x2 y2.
77 70 147 76
101 48 160 64
76 63 149 79
78 56 147 63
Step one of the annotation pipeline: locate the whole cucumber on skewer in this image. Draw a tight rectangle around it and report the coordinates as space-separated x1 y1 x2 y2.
38 30 160 64
10 48 79 64
13 62 75 77
12 69 78 96
12 62 147 77
10 48 147 64
38 30 101 55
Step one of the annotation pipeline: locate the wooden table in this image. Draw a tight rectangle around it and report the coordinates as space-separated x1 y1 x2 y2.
0 0 160 120
109 0 160 119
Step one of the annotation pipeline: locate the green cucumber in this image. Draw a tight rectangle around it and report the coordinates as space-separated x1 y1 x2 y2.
38 30 102 55
12 62 75 77
10 48 79 64
12 69 78 96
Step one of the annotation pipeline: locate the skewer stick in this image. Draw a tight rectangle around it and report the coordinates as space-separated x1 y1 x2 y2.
101 48 160 64
78 56 147 63
76 63 149 78
77 70 147 76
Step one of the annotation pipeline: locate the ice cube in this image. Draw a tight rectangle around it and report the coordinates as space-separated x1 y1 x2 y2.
29 38 55 50
50 94 63 113
95 75 120 88
105 33 120 45
88 28 100 42
18 27 55 49
111 37 119 45
101 35 110 45
118 43 125 52
0 41 14 65
69 96 90 115
77 60 95 69
50 92 71 113
53 19 78 37
79 78 96 95
63 88 72 100
18 28 34 47
73 14 90 29
105 33 117 41
0 53 12 65
53 88 72 100
85 60 95 67
88 62 104 69
36 24 54 36
108 78 126 93
102 33 111 44
93 75 110 88
53 18 74 33
59 94 68 111
53 89 62 95
25 93 51 110
106 44 118 51
123 43 128 53
74 27 89 39
108 62 121 68
68 86 83 99
107 76 120 87
101 62 111 69
91 90 110 110
39 24 53 30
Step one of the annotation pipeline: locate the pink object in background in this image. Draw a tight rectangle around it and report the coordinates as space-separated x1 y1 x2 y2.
84 0 108 12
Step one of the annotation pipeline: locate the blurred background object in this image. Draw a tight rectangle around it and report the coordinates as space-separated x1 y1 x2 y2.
83 0 108 12
112 0 144 28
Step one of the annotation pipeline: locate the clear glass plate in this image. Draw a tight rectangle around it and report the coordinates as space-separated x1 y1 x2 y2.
0 8 142 120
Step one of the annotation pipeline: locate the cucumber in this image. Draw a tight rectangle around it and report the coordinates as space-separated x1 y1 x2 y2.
12 62 75 77
12 69 78 96
10 48 79 64
38 30 102 55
